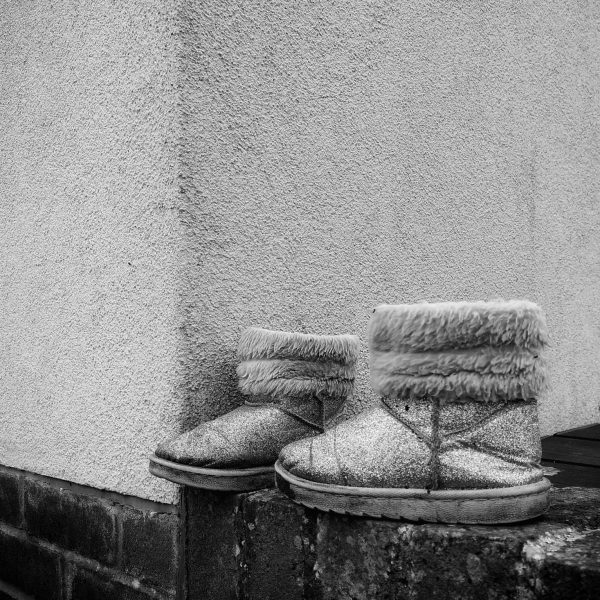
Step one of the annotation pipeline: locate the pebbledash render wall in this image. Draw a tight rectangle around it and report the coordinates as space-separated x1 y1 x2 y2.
1 0 599 505
0 0 183 504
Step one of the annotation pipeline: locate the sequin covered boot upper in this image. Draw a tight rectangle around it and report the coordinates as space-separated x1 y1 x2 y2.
150 327 360 490
276 301 550 523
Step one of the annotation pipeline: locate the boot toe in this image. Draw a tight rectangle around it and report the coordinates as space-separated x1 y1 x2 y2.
278 438 308 473
155 426 231 467
279 434 348 485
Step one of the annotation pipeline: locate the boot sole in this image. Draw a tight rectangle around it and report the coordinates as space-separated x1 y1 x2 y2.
149 455 275 491
274 461 551 524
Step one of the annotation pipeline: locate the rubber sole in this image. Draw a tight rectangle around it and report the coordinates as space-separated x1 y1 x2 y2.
274 461 551 524
149 455 275 491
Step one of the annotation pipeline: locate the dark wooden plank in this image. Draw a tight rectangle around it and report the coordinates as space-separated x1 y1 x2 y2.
554 424 600 441
541 436 600 467
542 461 600 489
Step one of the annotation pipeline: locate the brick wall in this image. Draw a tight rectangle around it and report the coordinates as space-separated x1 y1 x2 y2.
3 463 599 600
0 464 182 600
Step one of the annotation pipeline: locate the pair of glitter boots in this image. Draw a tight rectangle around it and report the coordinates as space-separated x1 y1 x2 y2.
150 300 550 524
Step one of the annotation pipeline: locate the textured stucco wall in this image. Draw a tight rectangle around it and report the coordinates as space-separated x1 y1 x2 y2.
178 0 600 436
1 0 599 503
0 0 183 503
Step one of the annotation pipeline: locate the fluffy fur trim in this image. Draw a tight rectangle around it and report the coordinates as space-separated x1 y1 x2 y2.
371 369 547 402
370 347 542 378
238 327 360 364
369 300 548 353
237 359 356 399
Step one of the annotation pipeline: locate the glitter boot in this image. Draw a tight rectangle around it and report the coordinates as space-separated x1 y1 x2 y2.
276 301 550 523
150 327 360 491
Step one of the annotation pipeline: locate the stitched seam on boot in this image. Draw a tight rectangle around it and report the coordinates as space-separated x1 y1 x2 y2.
442 401 513 438
380 398 433 446
428 398 442 491
245 399 274 407
441 401 538 467
275 406 324 433
199 424 238 467
244 398 325 431
380 397 440 490
332 428 350 486
441 438 538 469
204 423 236 447
245 396 331 432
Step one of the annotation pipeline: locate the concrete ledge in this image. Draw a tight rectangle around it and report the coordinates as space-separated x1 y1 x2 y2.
186 486 600 600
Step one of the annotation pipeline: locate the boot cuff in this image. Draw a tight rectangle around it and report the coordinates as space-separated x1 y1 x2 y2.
369 300 548 353
237 360 356 399
371 364 547 402
237 327 360 364
369 301 548 402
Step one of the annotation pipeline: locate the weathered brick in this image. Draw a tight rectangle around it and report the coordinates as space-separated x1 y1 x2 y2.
24 479 117 564
185 489 245 600
121 506 179 591
0 471 21 528
0 529 62 600
71 568 165 600
241 490 319 600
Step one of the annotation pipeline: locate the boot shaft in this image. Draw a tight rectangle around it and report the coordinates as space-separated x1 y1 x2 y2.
237 327 360 428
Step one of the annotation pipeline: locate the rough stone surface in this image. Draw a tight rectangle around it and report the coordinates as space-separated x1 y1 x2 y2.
24 479 117 565
523 529 600 600
314 516 560 600
547 531 600 599
544 487 600 529
241 490 319 600
185 489 244 600
121 506 180 592
185 486 600 600
1 0 600 505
